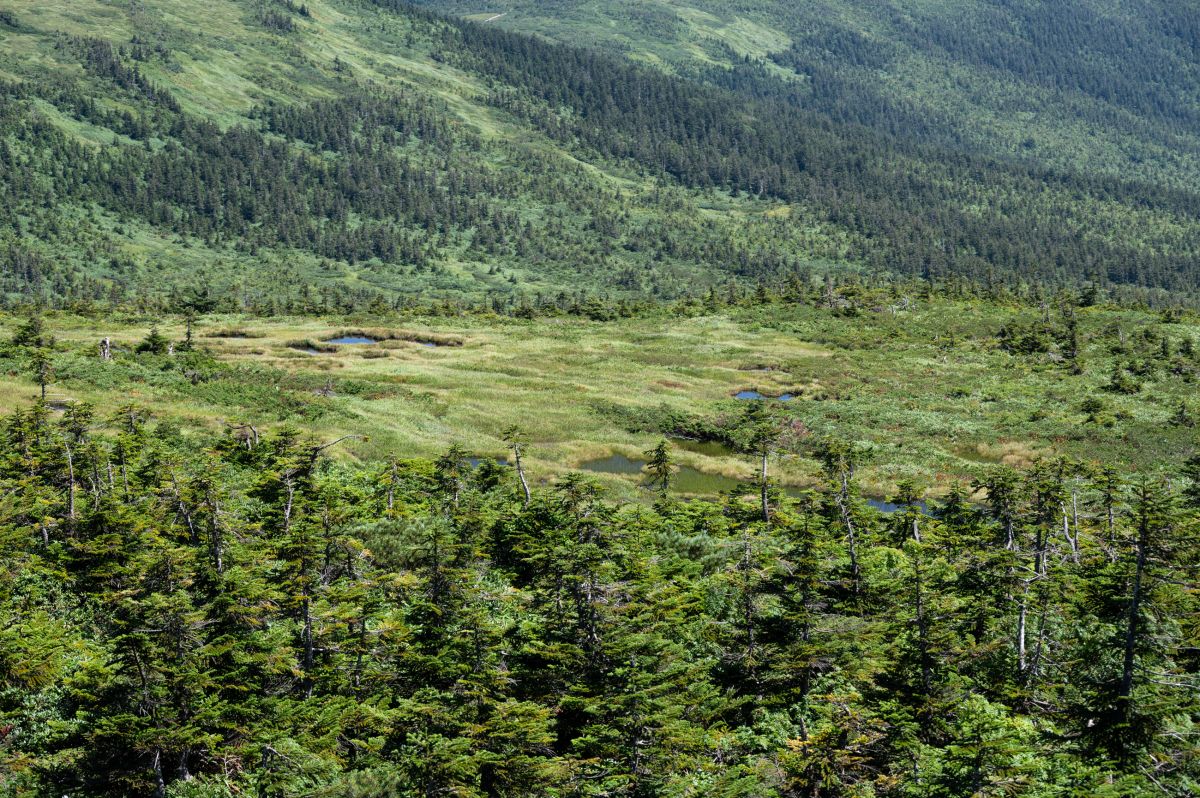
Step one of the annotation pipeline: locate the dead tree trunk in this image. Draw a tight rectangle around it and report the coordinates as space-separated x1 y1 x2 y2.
513 442 532 508
760 450 770 524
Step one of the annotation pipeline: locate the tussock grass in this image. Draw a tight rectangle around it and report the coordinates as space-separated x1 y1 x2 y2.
287 340 337 353
207 329 267 339
329 329 465 347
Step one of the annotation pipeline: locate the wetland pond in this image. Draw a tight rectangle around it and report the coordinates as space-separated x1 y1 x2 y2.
325 336 378 345
324 335 443 347
580 453 926 513
672 438 736 457
468 457 510 468
735 391 795 401
583 454 746 495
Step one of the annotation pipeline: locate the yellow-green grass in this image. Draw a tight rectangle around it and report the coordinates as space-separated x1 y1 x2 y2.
4 300 1197 501
0 314 821 489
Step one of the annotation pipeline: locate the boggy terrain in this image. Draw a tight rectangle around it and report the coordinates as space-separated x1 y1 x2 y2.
3 285 1198 502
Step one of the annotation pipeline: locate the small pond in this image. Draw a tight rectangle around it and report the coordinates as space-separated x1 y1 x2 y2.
323 335 446 347
326 336 378 345
468 457 511 468
735 390 795 401
671 438 735 457
581 454 926 514
866 498 929 515
582 454 745 495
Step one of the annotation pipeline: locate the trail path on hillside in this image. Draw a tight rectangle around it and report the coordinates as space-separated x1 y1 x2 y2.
483 12 506 23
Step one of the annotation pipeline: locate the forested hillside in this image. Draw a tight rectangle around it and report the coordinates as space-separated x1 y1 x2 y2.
417 0 1200 189
2 0 1200 309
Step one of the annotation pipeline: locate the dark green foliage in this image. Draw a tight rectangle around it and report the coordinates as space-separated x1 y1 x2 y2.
593 402 724 443
10 312 52 348
1170 400 1195 428
135 326 170 355
405 3 1200 295
998 320 1053 355
27 347 53 399
1107 366 1142 395
0 404 1198 796
2 3 1200 790
641 439 674 499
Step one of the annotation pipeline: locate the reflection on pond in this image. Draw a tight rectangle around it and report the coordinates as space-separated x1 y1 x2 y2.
326 336 377 345
735 390 795 401
671 438 735 457
468 457 510 468
323 335 445 347
582 454 745 495
865 498 928 514
580 454 925 514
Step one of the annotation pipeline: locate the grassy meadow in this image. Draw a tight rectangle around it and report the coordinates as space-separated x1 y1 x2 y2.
4 297 1196 501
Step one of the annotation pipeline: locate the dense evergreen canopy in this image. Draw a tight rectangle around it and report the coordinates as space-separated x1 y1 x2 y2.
0 390 1197 796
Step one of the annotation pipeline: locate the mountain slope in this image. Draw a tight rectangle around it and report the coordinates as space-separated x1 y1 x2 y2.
1 0 1199 309
2 0 837 307
416 0 1200 190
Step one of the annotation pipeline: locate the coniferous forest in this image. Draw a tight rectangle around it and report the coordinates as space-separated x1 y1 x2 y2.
3 1 1200 796
3 374 1200 797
